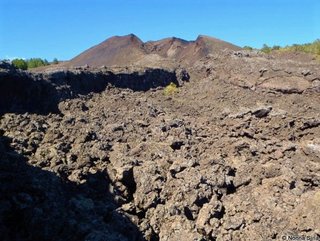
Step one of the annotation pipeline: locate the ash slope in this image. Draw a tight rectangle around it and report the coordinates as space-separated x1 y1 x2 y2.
69 34 241 67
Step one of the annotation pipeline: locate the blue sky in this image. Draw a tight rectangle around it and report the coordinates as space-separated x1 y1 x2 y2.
0 0 319 60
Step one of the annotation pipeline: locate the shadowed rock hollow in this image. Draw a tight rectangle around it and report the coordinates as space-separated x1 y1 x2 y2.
1 34 320 241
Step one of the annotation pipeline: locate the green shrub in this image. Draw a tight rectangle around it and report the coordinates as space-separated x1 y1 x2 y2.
12 59 28 70
243 46 253 50
52 58 59 64
11 58 49 70
164 82 178 95
27 58 49 68
267 40 320 59
261 44 271 53
294 39 320 56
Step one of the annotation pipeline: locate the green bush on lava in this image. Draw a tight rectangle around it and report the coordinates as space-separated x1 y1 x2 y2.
164 82 178 95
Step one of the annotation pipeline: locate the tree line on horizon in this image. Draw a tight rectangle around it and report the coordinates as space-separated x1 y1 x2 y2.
10 58 60 70
243 39 320 57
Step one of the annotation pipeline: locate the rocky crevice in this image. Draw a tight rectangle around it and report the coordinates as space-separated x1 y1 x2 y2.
0 63 187 115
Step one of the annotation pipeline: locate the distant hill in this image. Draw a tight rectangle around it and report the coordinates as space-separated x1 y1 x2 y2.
68 34 241 67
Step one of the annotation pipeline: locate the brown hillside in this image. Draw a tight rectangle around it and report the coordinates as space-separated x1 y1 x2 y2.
68 34 241 67
69 34 146 67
